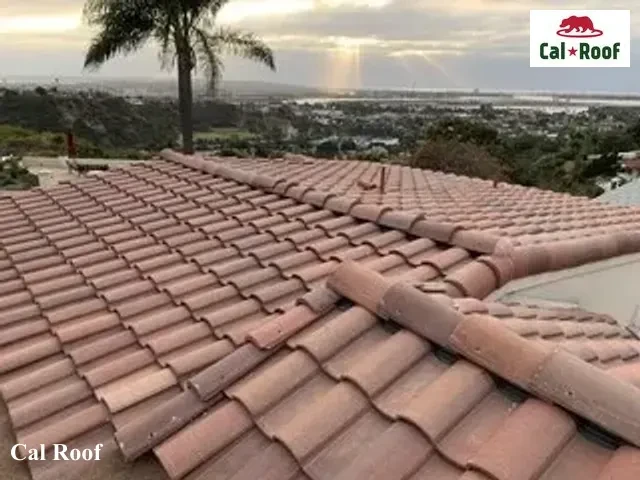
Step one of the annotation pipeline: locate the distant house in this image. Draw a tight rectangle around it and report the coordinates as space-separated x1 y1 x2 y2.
124 96 144 106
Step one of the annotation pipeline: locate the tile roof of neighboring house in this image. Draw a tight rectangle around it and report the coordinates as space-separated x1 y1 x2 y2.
598 178 640 206
1 149 640 480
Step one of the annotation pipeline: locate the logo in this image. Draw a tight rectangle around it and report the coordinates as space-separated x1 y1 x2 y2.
530 10 630 68
556 16 603 38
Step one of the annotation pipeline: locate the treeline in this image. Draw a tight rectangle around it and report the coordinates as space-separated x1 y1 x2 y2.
411 117 640 197
0 87 241 154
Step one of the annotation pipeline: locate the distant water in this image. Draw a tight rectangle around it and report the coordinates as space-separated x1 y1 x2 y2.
293 95 640 113
493 105 588 114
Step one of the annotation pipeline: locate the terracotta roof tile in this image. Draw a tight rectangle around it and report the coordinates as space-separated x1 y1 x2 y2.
4 151 640 480
83 348 155 388
468 399 576 480
18 403 110 456
437 389 516 466
164 339 234 378
141 287 630 480
154 400 253 479
445 261 498 299
596 446 640 480
186 344 271 401
404 361 494 440
115 389 210 461
248 305 319 349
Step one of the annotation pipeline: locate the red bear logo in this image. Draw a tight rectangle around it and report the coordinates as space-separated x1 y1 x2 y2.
557 15 603 38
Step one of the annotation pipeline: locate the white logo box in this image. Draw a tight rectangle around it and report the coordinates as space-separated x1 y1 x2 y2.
530 10 630 68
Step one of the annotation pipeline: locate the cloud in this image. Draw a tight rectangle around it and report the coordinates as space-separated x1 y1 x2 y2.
1 1 84 16
0 0 637 91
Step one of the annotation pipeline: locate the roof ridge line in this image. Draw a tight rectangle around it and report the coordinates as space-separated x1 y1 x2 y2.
440 229 640 299
494 233 640 276
159 149 502 254
326 260 640 449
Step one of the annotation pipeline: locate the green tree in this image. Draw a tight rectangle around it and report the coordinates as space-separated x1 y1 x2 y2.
427 117 499 147
83 0 276 153
315 139 340 158
410 139 508 182
581 151 621 180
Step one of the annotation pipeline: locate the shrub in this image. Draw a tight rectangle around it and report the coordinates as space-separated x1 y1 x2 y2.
410 139 508 181
0 157 39 190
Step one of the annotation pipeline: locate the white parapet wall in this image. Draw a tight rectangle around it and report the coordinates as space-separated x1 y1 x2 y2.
489 252 640 329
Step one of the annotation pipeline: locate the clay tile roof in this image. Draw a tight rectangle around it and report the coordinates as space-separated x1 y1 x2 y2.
116 260 640 480
3 149 640 480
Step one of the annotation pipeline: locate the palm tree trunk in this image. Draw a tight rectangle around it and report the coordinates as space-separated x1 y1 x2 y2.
177 52 194 154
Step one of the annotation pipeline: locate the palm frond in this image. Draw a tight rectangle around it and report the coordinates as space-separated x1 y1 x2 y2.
83 0 157 68
193 27 224 93
209 0 232 18
209 28 276 71
155 13 176 70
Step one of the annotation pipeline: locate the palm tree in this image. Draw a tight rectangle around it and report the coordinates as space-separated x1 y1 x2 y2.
83 0 276 153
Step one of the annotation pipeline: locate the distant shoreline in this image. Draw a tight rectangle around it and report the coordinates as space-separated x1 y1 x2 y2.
3 76 640 102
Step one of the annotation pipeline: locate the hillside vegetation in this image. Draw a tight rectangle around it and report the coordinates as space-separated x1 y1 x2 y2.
0 88 179 149
0 87 241 156
412 117 638 197
0 157 39 190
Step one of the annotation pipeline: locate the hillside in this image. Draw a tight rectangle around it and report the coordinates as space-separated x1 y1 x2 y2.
0 87 179 150
0 87 245 155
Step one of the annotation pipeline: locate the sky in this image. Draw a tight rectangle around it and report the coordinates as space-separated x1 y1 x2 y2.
0 0 639 92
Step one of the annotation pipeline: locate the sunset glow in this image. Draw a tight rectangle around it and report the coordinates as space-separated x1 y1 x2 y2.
219 0 314 23
218 0 391 23
0 15 80 34
324 37 375 90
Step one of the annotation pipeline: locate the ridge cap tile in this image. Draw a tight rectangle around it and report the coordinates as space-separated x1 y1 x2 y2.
450 230 501 254
327 261 640 450
529 348 640 448
444 261 499 299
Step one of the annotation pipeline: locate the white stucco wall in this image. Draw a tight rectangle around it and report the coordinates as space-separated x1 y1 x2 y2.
488 253 640 329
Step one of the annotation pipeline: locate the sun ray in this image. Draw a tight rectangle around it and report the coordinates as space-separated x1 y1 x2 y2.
390 50 461 88
324 37 380 91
